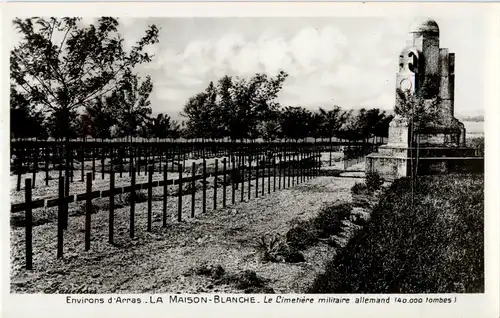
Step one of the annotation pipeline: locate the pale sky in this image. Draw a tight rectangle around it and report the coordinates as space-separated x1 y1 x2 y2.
12 16 488 121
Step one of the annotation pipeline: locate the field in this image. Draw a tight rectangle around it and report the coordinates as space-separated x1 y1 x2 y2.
10 172 365 293
10 139 371 293
9 139 484 294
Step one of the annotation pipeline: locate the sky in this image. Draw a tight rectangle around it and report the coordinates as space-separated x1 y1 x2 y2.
11 16 488 121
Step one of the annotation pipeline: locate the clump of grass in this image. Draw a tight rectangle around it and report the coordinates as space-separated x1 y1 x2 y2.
191 265 274 293
255 233 305 263
193 264 225 280
255 233 286 262
351 182 369 195
309 174 484 293
313 203 352 238
365 171 383 192
217 270 274 293
286 221 317 250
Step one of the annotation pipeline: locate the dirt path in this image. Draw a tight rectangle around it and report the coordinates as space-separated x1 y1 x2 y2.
10 175 359 294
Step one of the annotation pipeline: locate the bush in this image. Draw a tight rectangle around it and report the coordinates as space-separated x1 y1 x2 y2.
351 182 368 195
194 264 225 280
255 233 287 262
255 233 305 263
313 203 352 238
286 223 317 250
308 174 484 293
468 137 484 156
365 171 383 192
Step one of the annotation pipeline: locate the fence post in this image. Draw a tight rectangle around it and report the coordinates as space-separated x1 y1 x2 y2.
109 171 115 244
302 150 305 183
273 157 277 192
85 172 92 251
261 154 265 196
137 150 141 176
81 146 85 181
101 147 105 180
61 168 68 229
45 146 50 186
240 159 245 202
16 166 22 192
231 157 236 204
287 153 291 188
92 147 96 180
255 155 259 198
130 167 135 238
309 150 312 180
147 166 153 232
213 159 218 211
316 148 319 177
32 147 38 188
57 177 64 258
268 157 271 195
222 158 227 207
158 149 162 174
178 164 183 222
247 155 251 200
202 159 206 214
162 165 167 227
191 162 196 218
152 149 156 173
25 178 33 269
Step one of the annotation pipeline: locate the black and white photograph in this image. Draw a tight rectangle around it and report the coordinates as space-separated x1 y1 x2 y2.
3 3 497 314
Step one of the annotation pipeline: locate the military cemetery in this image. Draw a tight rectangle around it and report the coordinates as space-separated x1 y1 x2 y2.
9 16 484 294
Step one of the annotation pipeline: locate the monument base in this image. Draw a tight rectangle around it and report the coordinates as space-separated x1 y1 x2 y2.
366 144 483 180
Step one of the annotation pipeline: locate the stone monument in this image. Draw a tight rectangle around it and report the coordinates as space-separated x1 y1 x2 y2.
366 19 483 179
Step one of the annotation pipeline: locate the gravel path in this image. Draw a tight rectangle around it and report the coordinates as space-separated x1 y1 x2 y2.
10 172 361 294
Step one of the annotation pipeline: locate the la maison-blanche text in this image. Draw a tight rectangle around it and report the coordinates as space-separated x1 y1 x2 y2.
65 295 457 305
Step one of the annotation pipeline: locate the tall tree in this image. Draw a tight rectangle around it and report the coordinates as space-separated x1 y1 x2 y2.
10 17 159 177
112 72 154 141
395 88 441 188
10 85 47 139
148 113 179 139
318 106 344 141
83 95 116 139
229 71 288 140
11 17 159 137
181 91 212 139
279 106 312 141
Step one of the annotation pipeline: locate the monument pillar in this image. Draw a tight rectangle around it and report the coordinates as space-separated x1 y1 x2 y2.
365 19 483 179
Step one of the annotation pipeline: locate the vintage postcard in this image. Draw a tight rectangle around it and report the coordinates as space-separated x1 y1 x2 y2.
1 2 499 318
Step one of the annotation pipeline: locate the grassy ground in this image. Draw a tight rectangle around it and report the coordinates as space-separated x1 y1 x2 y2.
309 173 484 293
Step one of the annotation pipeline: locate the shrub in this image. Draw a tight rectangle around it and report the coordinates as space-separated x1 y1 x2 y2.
351 182 368 195
365 171 383 192
286 224 317 250
194 264 225 280
308 174 484 293
217 270 274 293
255 233 287 262
313 203 352 238
255 233 305 263
468 137 484 156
